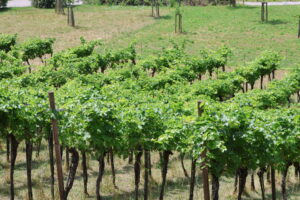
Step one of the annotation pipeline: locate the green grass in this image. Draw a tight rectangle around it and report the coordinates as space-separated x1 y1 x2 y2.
1 5 300 69
105 5 300 69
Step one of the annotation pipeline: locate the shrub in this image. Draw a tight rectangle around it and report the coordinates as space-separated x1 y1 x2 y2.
32 0 55 8
0 34 17 52
0 0 8 8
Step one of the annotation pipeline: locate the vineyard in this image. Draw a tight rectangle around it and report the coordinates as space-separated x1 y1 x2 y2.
0 33 300 200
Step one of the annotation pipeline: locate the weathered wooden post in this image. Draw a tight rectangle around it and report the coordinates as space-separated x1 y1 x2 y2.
55 0 64 15
68 5 75 27
175 13 179 33
175 8 183 34
179 13 183 33
155 0 160 17
298 16 300 38
261 2 265 22
198 101 210 200
151 0 154 17
271 166 276 200
265 2 268 22
48 92 65 200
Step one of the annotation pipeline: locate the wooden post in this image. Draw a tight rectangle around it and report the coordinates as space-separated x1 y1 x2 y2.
48 92 65 200
189 158 197 200
175 14 178 33
298 16 300 38
179 14 183 33
198 101 210 200
156 0 160 17
67 6 70 24
70 6 75 27
265 2 268 22
261 2 265 22
68 6 75 27
271 166 276 200
55 0 64 14
151 0 154 17
175 13 182 34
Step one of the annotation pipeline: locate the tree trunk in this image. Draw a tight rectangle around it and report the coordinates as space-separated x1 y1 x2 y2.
267 167 271 184
260 75 263 89
64 148 79 199
129 150 133 164
26 138 33 200
211 173 219 200
233 170 239 194
106 151 110 164
144 150 150 200
65 147 70 171
251 172 255 191
61 146 64 160
281 163 291 200
237 168 248 200
134 149 143 200
159 150 172 200
272 70 275 79
180 153 189 179
48 129 55 200
55 0 64 14
257 168 266 200
232 0 236 7
151 68 156 77
10 134 19 200
271 166 276 200
6 135 10 162
35 138 42 159
294 162 300 177
110 149 117 189
198 74 202 80
26 60 31 73
82 151 89 196
189 158 197 200
148 151 152 176
96 153 106 200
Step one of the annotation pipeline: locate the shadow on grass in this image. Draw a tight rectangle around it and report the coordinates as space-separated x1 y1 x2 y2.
241 179 300 200
154 15 172 20
15 159 49 170
0 7 13 13
226 5 257 10
101 176 196 200
266 19 288 25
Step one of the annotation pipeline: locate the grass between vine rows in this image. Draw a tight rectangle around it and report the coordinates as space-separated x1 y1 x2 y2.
1 5 300 69
1 141 300 199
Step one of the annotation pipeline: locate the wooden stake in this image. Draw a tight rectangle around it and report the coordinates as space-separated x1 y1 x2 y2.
298 16 300 38
271 166 276 200
261 2 265 22
265 2 268 22
198 101 210 200
179 14 182 33
175 14 178 33
68 6 75 27
48 92 65 200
